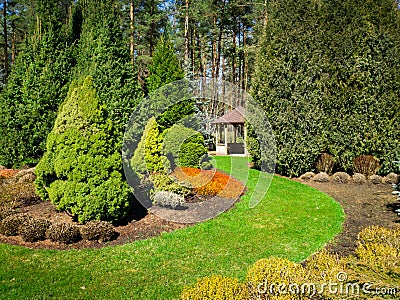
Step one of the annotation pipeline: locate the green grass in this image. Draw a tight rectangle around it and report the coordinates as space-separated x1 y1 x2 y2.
0 157 344 299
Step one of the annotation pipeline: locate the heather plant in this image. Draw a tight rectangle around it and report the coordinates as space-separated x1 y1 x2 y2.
0 214 30 236
35 77 134 224
46 223 81 244
153 191 185 209
180 275 248 300
19 218 51 242
80 220 118 242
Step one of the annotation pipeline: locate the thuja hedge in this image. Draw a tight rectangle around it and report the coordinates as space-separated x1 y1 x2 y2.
252 0 400 177
35 77 134 223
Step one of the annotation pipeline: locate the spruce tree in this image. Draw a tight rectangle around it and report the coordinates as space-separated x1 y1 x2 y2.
35 76 133 224
73 0 142 144
0 3 73 167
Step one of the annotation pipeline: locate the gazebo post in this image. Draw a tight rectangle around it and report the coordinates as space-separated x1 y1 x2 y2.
224 124 228 155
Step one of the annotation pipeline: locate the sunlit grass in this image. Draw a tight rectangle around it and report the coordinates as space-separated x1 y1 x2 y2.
0 156 343 299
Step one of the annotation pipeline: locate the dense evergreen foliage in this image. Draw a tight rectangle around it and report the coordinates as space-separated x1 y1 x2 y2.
35 77 134 224
0 5 73 168
252 0 400 176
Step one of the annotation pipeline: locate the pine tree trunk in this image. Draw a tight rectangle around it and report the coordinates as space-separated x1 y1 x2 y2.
3 0 8 83
130 0 135 69
184 0 189 71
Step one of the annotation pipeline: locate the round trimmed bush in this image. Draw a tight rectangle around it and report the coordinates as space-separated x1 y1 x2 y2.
179 275 248 300
384 173 399 184
299 172 315 181
19 218 51 242
46 223 81 244
34 77 134 224
0 204 16 221
332 172 351 184
353 173 366 184
370 174 383 184
311 172 330 183
179 142 208 169
80 220 118 242
0 214 31 236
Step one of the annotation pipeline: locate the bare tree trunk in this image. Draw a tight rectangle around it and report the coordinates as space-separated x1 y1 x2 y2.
215 0 226 80
11 22 15 65
243 26 248 93
212 13 217 79
232 18 237 84
184 0 189 71
3 0 8 83
130 1 135 69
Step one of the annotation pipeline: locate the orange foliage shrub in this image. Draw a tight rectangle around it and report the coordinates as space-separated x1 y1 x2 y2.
173 167 245 199
0 169 18 179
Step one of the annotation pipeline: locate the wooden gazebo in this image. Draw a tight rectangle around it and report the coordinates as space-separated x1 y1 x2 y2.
211 106 247 155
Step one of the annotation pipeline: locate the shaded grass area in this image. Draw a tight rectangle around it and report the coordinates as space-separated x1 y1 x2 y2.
0 157 344 299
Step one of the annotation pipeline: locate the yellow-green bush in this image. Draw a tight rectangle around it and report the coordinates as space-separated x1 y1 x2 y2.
246 257 306 300
180 275 248 300
356 226 400 272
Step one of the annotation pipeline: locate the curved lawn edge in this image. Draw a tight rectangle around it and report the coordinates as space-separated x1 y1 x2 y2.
0 157 344 299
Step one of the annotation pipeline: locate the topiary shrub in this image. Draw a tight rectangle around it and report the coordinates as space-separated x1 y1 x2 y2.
316 153 335 175
34 77 134 224
153 191 185 209
352 173 366 184
332 172 351 184
80 220 118 242
163 124 205 166
179 275 249 300
46 223 81 244
299 172 315 181
19 218 51 242
0 214 30 236
311 172 330 183
384 173 398 184
353 155 380 179
370 174 383 184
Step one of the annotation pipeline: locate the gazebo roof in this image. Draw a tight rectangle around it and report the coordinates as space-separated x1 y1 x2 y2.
211 106 245 125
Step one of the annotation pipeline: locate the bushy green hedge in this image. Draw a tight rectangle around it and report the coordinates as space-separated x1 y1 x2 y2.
35 77 133 224
252 0 400 176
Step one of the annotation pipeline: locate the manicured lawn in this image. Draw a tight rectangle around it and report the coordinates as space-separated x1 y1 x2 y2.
0 157 344 299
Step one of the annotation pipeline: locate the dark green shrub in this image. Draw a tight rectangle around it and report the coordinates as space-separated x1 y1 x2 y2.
0 214 30 236
179 142 208 169
80 220 118 242
34 77 134 224
19 218 51 242
252 0 400 176
46 223 81 244
180 275 249 300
